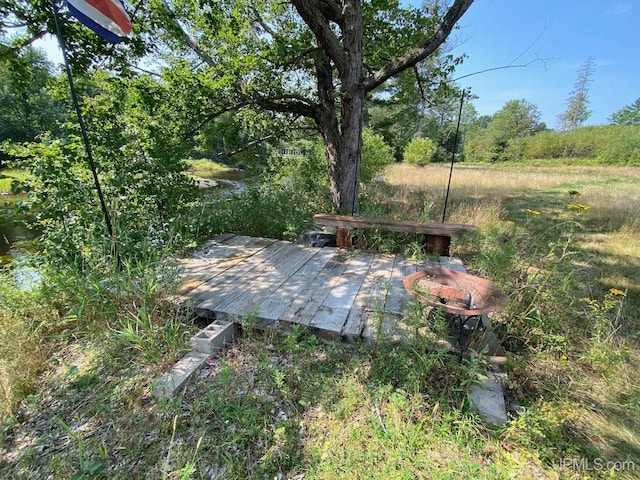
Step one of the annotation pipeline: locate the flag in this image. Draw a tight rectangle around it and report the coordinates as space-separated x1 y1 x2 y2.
67 0 132 43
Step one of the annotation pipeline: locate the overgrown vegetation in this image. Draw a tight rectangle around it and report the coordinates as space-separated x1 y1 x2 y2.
1 7 639 476
1 161 639 478
509 124 640 164
464 108 640 165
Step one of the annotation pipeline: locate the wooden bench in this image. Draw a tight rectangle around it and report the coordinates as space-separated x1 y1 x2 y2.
313 213 477 256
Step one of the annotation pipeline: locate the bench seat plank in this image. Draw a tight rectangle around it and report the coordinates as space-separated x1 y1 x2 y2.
313 213 476 236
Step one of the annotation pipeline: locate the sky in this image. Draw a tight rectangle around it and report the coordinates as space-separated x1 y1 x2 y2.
446 0 640 127
39 0 639 128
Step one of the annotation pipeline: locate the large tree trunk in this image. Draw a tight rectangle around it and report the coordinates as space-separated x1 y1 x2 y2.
311 0 365 213
294 0 474 213
334 0 364 213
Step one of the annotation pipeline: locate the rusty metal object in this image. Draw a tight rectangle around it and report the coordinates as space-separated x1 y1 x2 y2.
403 268 507 316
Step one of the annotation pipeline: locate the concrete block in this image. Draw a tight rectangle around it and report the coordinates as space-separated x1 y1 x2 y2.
153 351 209 399
469 372 508 425
190 319 237 354
297 230 337 248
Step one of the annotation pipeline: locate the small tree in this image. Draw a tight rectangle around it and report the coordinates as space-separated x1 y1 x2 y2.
465 99 544 162
403 137 437 166
609 98 640 125
360 129 395 183
557 58 595 130
0 46 64 145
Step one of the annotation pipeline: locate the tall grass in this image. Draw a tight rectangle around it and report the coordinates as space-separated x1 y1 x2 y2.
377 162 640 476
0 257 192 419
0 274 58 417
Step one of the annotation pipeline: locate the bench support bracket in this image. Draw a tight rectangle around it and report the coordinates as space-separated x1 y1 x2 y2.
424 234 451 256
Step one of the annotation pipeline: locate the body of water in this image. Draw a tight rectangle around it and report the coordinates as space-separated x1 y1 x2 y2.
197 168 247 194
0 194 37 265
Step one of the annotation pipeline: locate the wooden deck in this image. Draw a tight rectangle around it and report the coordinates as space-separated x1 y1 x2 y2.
176 233 465 340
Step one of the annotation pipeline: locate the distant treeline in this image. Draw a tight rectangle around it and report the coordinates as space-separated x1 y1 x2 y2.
466 124 640 165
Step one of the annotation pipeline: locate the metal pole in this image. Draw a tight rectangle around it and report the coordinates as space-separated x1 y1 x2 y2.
51 0 123 270
442 89 466 223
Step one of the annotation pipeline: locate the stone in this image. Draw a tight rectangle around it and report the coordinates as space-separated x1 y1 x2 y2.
469 372 508 425
153 351 209 399
296 230 337 248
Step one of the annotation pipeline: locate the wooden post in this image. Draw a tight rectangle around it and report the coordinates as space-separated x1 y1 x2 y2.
423 234 450 256
336 227 352 248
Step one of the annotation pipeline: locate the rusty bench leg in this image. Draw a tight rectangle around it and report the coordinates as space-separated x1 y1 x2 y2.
423 234 450 256
336 227 352 249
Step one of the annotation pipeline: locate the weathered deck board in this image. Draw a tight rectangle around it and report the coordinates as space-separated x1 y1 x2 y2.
309 253 374 337
178 235 467 339
211 245 322 318
257 248 338 321
276 252 350 329
194 241 299 314
341 253 396 339
176 235 276 295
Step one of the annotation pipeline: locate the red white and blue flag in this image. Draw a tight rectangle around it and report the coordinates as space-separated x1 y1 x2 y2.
66 0 132 43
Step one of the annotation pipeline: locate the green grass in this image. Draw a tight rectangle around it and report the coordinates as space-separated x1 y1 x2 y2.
186 158 232 178
0 170 29 194
0 324 539 478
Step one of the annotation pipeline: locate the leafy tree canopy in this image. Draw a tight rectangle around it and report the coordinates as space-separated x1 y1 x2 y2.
2 0 474 212
609 97 640 126
465 99 545 162
0 44 64 146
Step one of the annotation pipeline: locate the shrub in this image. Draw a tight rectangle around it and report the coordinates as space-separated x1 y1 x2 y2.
403 137 437 166
3 74 200 269
360 128 395 183
499 125 640 164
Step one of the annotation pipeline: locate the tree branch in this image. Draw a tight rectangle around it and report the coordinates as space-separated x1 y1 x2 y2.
363 0 474 92
316 0 344 25
251 92 318 120
218 123 317 159
450 55 553 83
159 0 217 67
217 131 282 159
291 0 346 70
0 30 47 60
180 103 251 142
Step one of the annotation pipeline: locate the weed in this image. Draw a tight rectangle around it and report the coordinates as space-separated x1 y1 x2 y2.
58 418 105 479
238 307 259 338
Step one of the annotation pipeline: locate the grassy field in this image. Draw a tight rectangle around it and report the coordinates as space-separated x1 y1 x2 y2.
1 162 639 478
0 170 29 194
186 159 235 178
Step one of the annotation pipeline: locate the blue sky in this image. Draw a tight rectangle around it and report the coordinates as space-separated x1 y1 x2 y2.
447 0 640 127
40 0 638 127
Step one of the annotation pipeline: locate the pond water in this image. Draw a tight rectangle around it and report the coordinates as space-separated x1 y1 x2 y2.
197 167 247 194
0 194 37 266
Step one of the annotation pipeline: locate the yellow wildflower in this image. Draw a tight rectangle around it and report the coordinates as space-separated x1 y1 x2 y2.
525 209 541 215
568 203 590 211
609 288 626 297
560 354 568 361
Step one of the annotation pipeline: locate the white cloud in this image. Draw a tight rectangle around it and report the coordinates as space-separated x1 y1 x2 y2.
603 2 634 16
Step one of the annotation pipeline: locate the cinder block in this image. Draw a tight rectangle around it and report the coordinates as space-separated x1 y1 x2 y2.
153 351 209 399
189 319 237 354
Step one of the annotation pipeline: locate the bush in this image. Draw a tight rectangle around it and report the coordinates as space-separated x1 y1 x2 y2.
496 125 640 164
403 137 437 166
3 74 200 269
360 129 395 183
